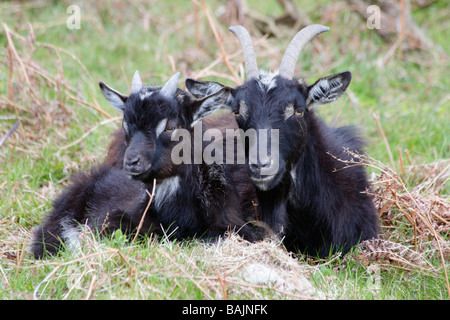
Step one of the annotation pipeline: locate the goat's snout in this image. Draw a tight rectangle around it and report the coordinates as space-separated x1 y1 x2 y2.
249 155 273 173
125 155 140 167
247 129 278 177
123 131 152 176
124 154 150 176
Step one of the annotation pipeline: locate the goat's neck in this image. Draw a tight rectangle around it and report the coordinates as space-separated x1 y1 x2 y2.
255 175 290 236
289 115 337 206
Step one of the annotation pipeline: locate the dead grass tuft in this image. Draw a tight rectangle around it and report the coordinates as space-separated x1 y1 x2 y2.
329 148 450 296
198 233 318 299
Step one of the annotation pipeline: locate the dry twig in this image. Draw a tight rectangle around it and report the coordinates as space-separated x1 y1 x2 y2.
132 180 157 244
328 148 450 298
195 0 241 85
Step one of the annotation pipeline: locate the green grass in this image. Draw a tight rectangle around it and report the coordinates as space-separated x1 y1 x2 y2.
310 249 449 300
1 0 449 300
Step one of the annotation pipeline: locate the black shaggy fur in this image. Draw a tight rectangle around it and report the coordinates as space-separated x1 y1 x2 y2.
31 165 157 258
111 85 259 241
186 72 379 257
30 75 259 259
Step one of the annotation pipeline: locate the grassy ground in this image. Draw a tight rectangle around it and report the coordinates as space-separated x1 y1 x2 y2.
0 0 449 300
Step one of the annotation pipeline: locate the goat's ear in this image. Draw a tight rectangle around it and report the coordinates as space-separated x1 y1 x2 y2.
99 81 128 113
306 71 351 107
185 78 227 99
190 87 233 124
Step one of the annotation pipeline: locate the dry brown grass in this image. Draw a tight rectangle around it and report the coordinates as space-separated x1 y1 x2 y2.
328 148 450 296
199 233 318 299
1 0 448 300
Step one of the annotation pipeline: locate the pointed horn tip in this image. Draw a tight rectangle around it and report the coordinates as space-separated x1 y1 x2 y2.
159 72 181 98
169 72 181 84
278 24 330 80
132 70 141 81
308 24 330 33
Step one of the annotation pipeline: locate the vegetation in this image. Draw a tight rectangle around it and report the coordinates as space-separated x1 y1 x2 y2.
0 0 448 300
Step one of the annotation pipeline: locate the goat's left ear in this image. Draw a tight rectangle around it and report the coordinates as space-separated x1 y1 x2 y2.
306 71 351 107
185 78 227 99
99 82 128 113
190 87 233 125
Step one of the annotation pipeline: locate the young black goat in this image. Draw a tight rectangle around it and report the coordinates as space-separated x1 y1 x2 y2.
30 164 157 258
101 72 260 240
31 72 259 258
186 25 379 257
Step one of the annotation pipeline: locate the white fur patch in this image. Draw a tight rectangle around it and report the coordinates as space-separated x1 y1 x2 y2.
155 118 168 137
257 70 278 92
239 100 249 120
122 120 129 134
139 90 154 101
250 175 275 191
283 103 294 120
60 218 81 252
290 167 297 183
154 176 181 210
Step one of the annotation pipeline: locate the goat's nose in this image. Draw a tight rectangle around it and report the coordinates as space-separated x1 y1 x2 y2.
249 156 273 172
124 155 143 174
126 156 140 167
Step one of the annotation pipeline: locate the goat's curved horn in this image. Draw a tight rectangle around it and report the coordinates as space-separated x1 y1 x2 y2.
229 25 259 80
159 72 180 99
131 70 143 94
279 25 330 79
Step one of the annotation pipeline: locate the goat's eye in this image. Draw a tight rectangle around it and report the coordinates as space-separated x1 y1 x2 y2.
164 120 177 133
295 110 304 117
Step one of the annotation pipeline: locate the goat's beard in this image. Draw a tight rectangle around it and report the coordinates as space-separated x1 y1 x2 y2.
247 165 286 191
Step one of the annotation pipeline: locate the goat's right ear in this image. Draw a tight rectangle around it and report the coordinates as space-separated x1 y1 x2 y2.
185 78 228 99
99 82 128 113
306 71 351 108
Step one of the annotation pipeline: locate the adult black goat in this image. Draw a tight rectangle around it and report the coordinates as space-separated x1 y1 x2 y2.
31 72 259 258
186 25 379 257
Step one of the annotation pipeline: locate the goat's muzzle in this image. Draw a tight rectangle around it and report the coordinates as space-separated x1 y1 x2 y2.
123 154 152 177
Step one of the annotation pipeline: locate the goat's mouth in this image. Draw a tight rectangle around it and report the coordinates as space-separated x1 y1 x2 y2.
124 165 152 181
249 173 283 191
247 158 285 191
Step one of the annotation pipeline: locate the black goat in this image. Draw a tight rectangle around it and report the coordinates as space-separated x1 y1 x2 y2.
186 25 379 257
30 164 157 258
31 72 259 258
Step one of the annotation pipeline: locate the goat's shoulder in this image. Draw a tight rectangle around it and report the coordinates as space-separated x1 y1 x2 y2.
307 112 365 161
292 113 368 194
